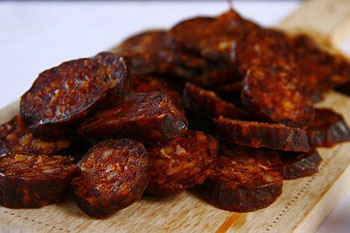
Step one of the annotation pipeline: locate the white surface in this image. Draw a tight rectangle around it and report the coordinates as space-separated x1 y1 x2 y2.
0 1 349 233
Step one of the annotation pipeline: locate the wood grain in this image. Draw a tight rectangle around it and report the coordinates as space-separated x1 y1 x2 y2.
1 0 350 232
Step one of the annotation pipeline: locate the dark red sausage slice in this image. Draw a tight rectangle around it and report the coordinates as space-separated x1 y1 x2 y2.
201 145 283 212
132 74 184 112
0 154 76 208
241 65 314 127
20 55 130 139
78 92 188 144
146 130 218 196
71 139 149 218
281 150 322 180
307 108 350 147
0 115 70 156
293 34 350 97
183 83 248 120
214 117 311 152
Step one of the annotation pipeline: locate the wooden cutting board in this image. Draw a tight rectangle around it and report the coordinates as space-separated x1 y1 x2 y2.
1 0 350 232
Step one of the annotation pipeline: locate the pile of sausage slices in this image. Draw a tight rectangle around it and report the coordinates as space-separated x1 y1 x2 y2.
1 9 350 218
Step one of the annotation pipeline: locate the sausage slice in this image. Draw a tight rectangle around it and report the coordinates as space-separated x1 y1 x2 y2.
0 115 70 156
201 145 283 212
71 139 149 218
214 117 310 152
146 130 218 196
0 154 76 208
78 92 188 144
20 55 130 139
307 108 350 147
281 150 322 180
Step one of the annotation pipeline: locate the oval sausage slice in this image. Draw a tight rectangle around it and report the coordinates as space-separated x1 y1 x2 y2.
0 154 76 208
71 139 149 218
146 130 218 196
20 55 130 139
202 145 283 212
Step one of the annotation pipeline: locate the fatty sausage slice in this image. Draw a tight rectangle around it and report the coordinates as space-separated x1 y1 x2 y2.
146 130 218 196
202 145 283 212
71 139 149 218
78 92 188 144
281 150 322 180
20 55 130 139
0 115 70 156
183 83 248 119
214 117 310 152
307 108 350 147
0 154 76 208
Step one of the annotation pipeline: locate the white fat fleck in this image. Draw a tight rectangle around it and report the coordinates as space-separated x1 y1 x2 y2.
175 145 186 155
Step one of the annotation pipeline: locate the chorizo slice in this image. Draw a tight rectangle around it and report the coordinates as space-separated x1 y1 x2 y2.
214 117 310 152
78 92 188 144
71 139 149 218
281 150 322 180
241 65 314 127
183 83 248 120
307 108 350 147
132 74 184 112
0 154 76 208
146 130 218 196
293 34 350 97
201 145 283 212
20 55 130 139
0 115 70 156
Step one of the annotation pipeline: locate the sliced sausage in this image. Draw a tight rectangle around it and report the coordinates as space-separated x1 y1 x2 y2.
307 108 350 147
78 92 188 144
214 117 311 152
71 139 149 218
183 82 248 120
20 55 130 139
281 150 322 180
0 154 76 208
0 115 70 156
146 130 218 196
201 145 283 212
241 65 314 127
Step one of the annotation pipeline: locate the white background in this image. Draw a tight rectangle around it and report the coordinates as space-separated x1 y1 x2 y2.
0 1 349 232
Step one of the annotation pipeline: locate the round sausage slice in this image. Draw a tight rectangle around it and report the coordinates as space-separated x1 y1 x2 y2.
307 108 350 147
202 145 283 212
20 55 130 139
0 154 76 208
71 139 149 218
146 130 218 196
281 150 322 180
0 115 70 156
78 92 188 144
214 117 311 152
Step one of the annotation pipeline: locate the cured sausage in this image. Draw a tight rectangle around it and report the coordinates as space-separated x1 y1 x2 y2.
78 92 188 144
0 115 70 156
307 108 350 147
214 117 311 152
281 150 322 180
241 65 314 127
170 9 258 64
183 83 248 120
71 139 149 218
201 145 283 212
293 34 350 97
20 55 130 139
0 154 76 208
132 74 184 112
146 130 218 196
